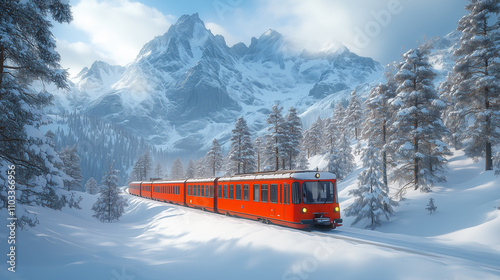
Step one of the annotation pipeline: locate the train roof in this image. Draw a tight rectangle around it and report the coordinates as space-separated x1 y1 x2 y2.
218 170 336 182
128 171 336 185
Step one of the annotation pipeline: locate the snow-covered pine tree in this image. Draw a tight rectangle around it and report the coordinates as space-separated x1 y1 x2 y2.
170 157 184 179
346 90 363 140
265 104 287 171
389 47 451 196
141 150 152 180
0 0 74 228
205 139 223 176
92 162 128 223
345 140 397 229
328 133 355 180
154 162 163 178
185 160 196 179
333 102 347 134
85 177 99 195
130 150 153 181
253 137 265 172
228 117 255 174
59 145 83 191
443 0 500 171
303 117 323 158
363 75 397 188
283 107 303 170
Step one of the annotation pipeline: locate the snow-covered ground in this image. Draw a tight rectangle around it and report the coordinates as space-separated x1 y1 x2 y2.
1 150 500 280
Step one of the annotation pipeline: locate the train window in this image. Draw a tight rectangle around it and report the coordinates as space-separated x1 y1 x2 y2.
209 185 213 198
270 184 278 203
194 185 197 196
177 186 180 195
223 185 227 199
292 182 301 204
283 183 288 204
188 185 191 196
218 185 222 198
253 184 259 202
302 181 334 204
201 184 205 197
235 184 241 200
261 184 268 203
206 185 209 197
229 184 234 199
243 184 249 201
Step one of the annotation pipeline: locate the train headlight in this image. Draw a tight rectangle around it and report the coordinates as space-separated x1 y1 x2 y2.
301 207 308 214
315 173 320 178
334 206 340 213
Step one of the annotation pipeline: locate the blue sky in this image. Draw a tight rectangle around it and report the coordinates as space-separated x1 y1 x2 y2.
53 0 469 77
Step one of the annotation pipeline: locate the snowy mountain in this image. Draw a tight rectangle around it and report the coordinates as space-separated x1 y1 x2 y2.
74 61 125 95
55 13 382 156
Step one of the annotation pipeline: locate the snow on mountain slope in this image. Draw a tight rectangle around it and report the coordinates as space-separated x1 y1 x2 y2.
1 150 499 280
49 13 382 156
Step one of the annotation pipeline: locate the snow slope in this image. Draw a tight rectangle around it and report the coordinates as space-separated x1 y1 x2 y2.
1 150 499 280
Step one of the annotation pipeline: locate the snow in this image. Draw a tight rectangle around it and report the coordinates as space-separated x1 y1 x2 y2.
1 150 500 279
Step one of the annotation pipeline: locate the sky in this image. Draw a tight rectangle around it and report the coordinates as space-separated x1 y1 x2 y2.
53 0 469 77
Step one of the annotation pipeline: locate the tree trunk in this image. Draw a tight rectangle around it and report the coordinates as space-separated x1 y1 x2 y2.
382 120 388 188
0 46 4 87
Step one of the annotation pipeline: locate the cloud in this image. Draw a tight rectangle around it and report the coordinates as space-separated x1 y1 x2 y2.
59 0 173 76
218 0 467 63
56 39 107 76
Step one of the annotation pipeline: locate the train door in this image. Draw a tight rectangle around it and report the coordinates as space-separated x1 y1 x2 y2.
269 183 285 220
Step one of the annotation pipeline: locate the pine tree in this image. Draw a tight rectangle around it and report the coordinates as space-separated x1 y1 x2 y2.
364 73 397 188
253 137 265 172
228 117 255 174
328 133 355 180
443 0 500 171
185 160 196 179
389 47 451 196
130 150 152 181
85 177 99 195
59 145 83 191
426 198 437 214
303 117 323 158
0 1 73 228
265 104 287 171
154 162 163 178
170 157 184 179
205 139 223 176
283 107 303 170
346 90 363 140
92 162 128 223
345 140 397 229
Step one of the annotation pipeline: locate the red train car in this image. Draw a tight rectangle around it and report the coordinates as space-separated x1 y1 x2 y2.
140 181 153 199
128 181 142 196
217 171 342 229
151 180 186 205
185 178 217 212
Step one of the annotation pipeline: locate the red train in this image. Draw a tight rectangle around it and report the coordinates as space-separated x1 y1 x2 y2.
128 171 343 230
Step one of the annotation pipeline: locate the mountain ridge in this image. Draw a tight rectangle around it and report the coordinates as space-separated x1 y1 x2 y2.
54 13 384 156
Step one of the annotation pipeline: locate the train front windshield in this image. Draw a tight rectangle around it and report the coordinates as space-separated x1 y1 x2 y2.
302 181 335 204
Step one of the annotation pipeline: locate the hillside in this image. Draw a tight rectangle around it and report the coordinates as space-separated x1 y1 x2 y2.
1 150 499 280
